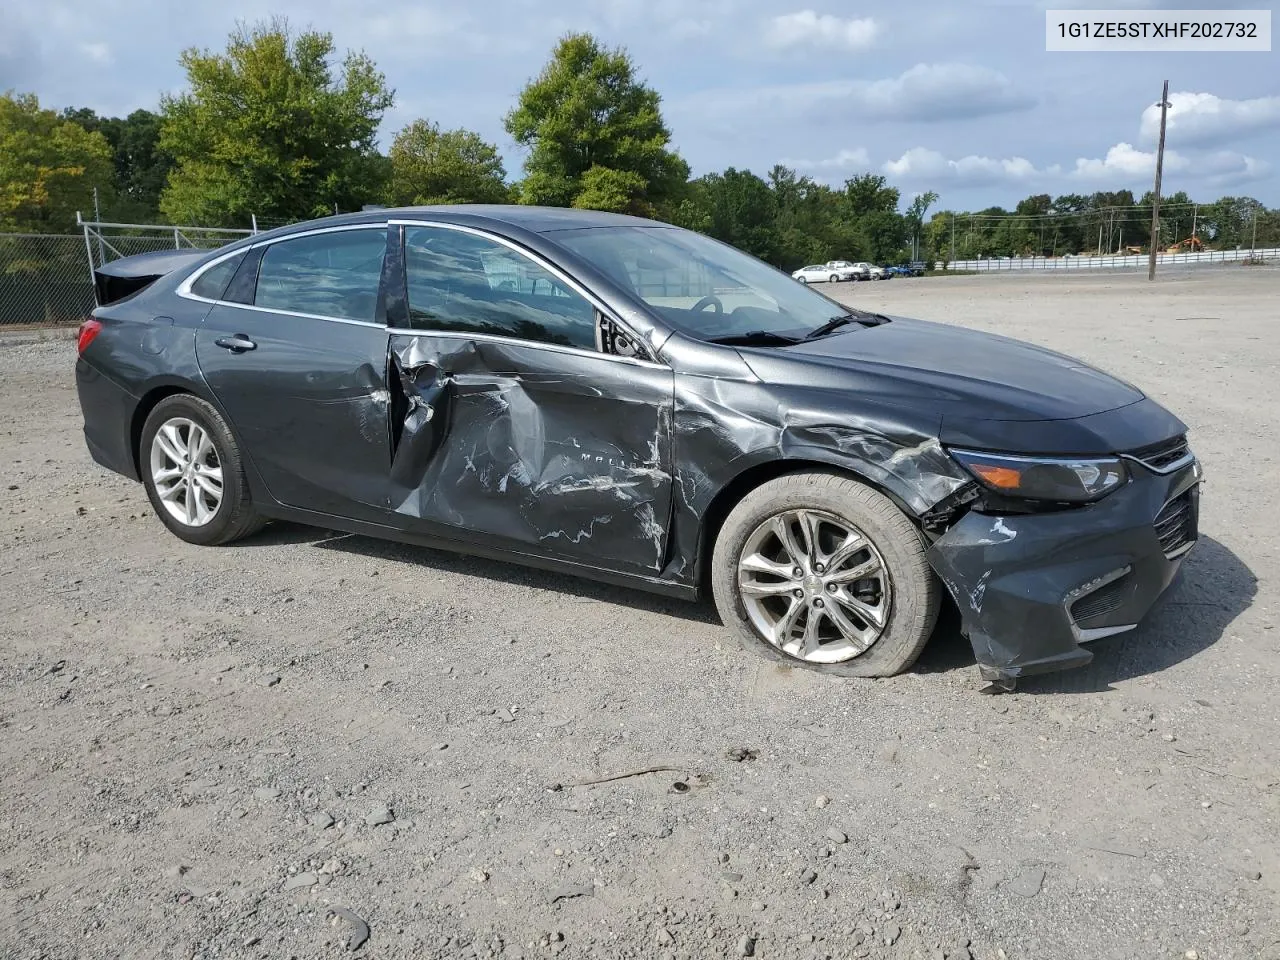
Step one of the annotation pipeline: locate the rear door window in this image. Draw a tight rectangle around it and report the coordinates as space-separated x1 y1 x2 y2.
254 228 387 322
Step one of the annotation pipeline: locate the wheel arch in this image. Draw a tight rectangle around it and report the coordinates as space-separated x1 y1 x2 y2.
694 455 922 598
129 378 232 480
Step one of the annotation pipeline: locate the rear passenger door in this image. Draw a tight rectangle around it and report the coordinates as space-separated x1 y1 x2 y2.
193 224 395 522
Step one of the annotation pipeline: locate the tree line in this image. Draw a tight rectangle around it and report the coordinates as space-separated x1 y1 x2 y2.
2 18 1276 270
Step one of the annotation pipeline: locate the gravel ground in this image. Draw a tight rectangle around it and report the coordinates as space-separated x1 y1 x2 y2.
1 268 1277 960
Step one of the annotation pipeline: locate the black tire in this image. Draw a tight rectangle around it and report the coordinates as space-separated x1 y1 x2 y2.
829 274 840 283
797 276 808 284
139 394 265 546
710 472 940 677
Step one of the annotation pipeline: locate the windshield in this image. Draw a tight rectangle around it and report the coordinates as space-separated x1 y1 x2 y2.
551 225 852 342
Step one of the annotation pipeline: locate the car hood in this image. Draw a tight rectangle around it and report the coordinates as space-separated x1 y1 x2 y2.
740 316 1144 423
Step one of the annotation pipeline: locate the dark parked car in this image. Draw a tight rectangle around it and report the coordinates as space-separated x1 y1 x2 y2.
75 206 1201 686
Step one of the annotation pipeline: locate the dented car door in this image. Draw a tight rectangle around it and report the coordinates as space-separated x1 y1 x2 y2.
384 223 676 573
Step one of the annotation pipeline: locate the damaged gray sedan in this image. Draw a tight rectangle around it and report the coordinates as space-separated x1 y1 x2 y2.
75 206 1202 685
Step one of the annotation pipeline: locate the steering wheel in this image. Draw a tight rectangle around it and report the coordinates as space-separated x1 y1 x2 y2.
692 295 723 313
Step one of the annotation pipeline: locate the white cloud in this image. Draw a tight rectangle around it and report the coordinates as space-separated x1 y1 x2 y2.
883 147 1049 184
782 147 872 171
675 62 1034 126
1071 142 1188 179
767 10 878 51
1141 92 1280 147
79 42 113 64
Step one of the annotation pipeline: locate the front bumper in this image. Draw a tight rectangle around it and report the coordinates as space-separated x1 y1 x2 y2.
927 458 1201 682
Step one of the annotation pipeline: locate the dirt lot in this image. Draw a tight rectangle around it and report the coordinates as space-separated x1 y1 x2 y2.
1 268 1278 960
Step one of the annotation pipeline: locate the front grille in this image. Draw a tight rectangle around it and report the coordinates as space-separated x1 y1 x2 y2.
1128 435 1190 472
1153 488 1198 557
1070 575 1130 623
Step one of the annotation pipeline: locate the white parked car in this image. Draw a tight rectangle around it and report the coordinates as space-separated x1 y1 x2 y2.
792 264 849 283
867 264 891 280
825 260 870 281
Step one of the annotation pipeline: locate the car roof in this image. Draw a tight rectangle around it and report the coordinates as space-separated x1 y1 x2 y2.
252 205 666 240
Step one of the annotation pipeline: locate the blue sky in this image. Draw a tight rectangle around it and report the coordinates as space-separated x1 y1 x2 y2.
2 0 1277 209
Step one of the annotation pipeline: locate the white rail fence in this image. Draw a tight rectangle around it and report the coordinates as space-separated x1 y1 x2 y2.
945 246 1280 272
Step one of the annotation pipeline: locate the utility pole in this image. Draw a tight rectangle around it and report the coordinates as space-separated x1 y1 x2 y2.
1148 80 1171 281
950 214 956 266
1250 203 1258 258
1191 203 1197 240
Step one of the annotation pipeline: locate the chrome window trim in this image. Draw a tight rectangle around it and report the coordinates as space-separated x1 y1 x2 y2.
177 223 390 308
177 218 666 367
392 218 663 365
382 325 666 369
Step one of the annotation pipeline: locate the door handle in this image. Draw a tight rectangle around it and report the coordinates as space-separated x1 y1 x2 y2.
214 334 257 353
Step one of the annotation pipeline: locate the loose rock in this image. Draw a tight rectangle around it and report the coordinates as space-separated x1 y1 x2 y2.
800 867 818 885
826 828 848 844
1005 867 1045 898
282 872 317 891
365 806 395 826
254 787 281 801
815 794 830 808
260 675 281 688
737 935 756 957
311 811 335 829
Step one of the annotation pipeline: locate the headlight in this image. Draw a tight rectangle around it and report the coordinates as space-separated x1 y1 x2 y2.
949 449 1128 503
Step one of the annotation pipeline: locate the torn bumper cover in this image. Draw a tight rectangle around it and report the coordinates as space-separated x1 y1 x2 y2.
928 458 1202 682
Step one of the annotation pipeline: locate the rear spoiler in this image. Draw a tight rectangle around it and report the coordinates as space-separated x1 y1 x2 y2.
93 248 214 307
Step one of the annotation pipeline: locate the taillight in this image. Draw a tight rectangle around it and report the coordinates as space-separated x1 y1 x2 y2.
77 318 103 354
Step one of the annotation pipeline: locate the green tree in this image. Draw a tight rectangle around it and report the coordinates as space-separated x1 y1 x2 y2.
843 174 900 218
904 190 938 261
504 33 688 216
0 92 114 232
158 19 394 226
388 119 510 206
62 107 173 221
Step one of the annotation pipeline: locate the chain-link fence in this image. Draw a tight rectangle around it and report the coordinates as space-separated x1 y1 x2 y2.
0 220 257 328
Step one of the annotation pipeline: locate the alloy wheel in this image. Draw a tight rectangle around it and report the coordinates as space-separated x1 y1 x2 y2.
736 508 892 663
149 417 224 527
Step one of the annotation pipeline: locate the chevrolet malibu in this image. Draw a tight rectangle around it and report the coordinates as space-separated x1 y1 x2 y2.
75 206 1202 686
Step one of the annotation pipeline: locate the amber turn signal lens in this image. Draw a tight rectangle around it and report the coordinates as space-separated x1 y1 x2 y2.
969 464 1022 489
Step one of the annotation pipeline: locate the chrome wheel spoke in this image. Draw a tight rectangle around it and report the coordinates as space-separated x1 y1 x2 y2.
740 577 799 598
821 530 865 572
796 509 821 565
833 588 887 629
799 608 824 657
771 597 805 646
769 514 807 568
824 600 875 649
826 555 882 584
149 416 224 529
155 425 186 465
739 552 795 580
158 478 186 501
737 507 892 665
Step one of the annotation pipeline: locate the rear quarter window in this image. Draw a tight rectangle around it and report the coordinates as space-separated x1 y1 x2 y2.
190 253 245 301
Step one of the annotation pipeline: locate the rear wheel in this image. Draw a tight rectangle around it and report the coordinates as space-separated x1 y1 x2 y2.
829 274 840 283
711 472 940 677
140 394 265 546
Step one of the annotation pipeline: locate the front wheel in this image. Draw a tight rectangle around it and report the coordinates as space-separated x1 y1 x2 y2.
710 472 940 677
140 394 265 546
829 274 840 283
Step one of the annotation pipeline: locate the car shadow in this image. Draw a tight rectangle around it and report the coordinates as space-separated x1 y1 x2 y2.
913 535 1257 693
237 525 1253 690
240 521 724 625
